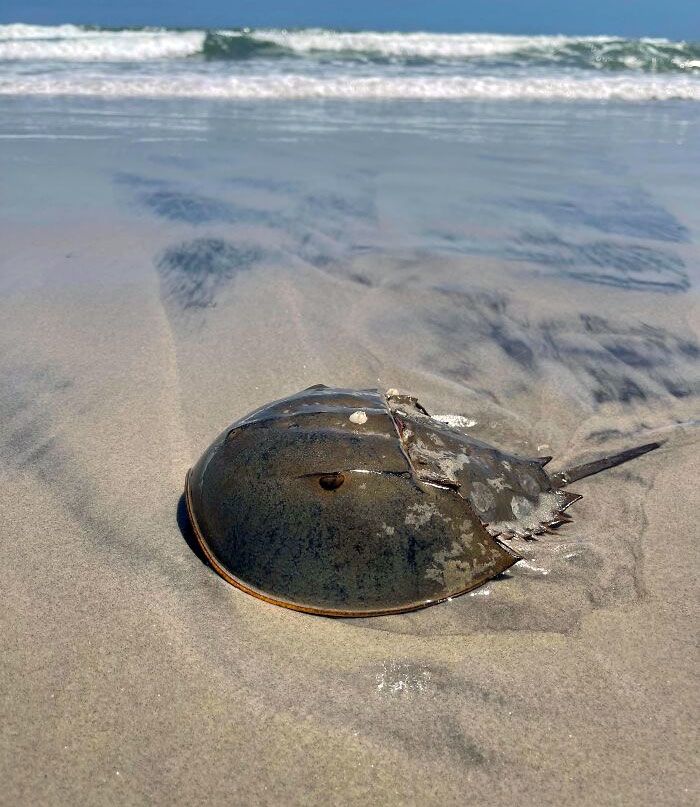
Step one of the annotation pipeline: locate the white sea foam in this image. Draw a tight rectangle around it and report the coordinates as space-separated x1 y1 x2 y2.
0 23 88 39
1 24 697 102
250 29 578 59
0 24 204 61
0 26 590 61
1 73 696 101
1 24 698 73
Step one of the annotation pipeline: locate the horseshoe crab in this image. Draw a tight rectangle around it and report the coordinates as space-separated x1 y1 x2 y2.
185 385 660 617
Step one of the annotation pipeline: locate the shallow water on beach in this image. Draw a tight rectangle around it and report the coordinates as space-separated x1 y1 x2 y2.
1 96 698 805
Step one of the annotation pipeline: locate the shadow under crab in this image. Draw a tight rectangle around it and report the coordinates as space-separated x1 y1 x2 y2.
185 385 660 617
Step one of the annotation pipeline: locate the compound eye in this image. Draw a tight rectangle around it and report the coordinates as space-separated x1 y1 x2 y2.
318 472 345 491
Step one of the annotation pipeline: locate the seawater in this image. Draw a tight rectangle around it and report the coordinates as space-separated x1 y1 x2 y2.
0 23 699 100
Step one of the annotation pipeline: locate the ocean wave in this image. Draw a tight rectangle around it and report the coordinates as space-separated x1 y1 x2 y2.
0 24 203 61
201 32 294 60
227 29 700 72
0 24 698 73
1 73 697 101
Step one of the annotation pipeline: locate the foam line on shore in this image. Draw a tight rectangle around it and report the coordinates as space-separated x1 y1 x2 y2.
1 73 698 101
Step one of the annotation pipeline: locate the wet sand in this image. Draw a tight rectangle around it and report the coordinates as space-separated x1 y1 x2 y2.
1 98 698 805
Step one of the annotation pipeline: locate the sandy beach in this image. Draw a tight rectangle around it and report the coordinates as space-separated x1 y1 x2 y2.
1 90 698 805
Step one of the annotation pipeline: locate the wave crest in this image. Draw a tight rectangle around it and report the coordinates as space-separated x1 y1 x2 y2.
0 24 698 73
0 24 203 61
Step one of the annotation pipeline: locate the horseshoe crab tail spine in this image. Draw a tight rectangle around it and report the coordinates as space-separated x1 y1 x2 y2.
551 441 663 488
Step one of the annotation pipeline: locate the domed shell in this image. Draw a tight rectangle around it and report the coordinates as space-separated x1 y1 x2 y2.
185 385 519 616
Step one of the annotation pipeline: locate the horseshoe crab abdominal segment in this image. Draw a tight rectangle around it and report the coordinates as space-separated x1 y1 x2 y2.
185 385 660 616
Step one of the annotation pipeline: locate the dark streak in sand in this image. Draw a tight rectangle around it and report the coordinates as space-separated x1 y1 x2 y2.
421 290 699 405
520 186 690 243
141 190 237 225
156 238 262 309
134 185 285 228
509 231 690 293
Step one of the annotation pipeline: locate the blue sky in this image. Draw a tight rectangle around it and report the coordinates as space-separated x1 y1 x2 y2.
2 1 699 40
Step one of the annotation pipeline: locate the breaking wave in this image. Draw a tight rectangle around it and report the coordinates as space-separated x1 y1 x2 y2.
1 24 698 103
1 24 699 72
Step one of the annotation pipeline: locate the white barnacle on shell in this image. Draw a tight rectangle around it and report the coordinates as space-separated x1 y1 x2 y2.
349 410 368 425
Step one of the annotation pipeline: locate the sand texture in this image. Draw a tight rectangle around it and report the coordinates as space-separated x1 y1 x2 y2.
1 98 698 805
